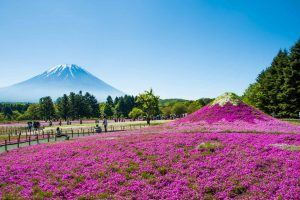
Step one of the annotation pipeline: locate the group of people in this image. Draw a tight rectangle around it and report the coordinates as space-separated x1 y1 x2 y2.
95 117 108 133
27 121 41 131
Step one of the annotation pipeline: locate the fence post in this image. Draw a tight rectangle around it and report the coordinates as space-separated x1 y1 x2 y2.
71 129 74 138
8 133 11 143
17 132 21 148
29 136 31 146
5 140 8 152
37 134 39 144
47 133 50 142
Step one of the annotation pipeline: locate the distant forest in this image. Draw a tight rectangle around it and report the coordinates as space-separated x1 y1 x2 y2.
0 91 213 122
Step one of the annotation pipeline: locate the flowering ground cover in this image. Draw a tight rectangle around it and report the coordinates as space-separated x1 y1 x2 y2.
1 131 300 199
0 92 299 199
171 92 300 134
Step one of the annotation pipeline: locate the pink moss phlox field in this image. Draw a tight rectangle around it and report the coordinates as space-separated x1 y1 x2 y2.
1 132 300 199
171 102 300 134
1 97 300 199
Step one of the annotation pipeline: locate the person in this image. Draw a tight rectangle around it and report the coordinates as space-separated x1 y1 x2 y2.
33 122 39 131
56 127 69 140
27 121 32 132
56 127 62 136
59 120 62 126
103 117 108 132
95 124 102 133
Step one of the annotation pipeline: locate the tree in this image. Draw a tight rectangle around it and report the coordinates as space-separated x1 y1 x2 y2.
2 106 13 119
84 92 99 118
0 113 5 121
160 106 172 118
103 104 114 118
129 108 144 120
39 96 55 121
106 96 114 106
115 98 126 118
281 39 300 118
171 102 187 116
136 89 160 125
187 101 203 114
243 39 300 118
69 92 78 120
56 94 70 120
19 104 40 120
242 83 263 109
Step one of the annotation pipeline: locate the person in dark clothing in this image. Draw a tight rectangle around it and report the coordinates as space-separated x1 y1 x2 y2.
95 124 102 133
103 117 108 132
27 122 33 131
56 127 69 140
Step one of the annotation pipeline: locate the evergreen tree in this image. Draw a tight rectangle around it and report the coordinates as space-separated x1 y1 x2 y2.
106 96 114 106
84 92 99 118
69 92 78 120
103 104 114 118
282 39 300 117
56 94 70 120
243 39 300 118
39 96 55 121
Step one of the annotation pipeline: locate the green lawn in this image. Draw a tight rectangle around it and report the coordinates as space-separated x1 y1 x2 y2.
287 121 300 126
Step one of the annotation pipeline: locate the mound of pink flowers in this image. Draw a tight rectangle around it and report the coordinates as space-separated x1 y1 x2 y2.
1 132 300 199
175 102 272 124
172 92 300 134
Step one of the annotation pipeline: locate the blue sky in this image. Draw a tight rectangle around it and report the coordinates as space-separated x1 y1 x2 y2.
0 0 299 99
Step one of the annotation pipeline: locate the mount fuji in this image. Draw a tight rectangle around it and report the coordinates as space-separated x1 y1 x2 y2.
0 64 125 102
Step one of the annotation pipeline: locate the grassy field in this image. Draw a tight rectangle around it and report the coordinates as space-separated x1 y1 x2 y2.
286 120 300 126
43 120 172 130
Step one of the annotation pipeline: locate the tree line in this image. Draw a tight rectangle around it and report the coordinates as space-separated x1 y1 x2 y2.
0 89 212 123
159 98 213 118
243 38 300 118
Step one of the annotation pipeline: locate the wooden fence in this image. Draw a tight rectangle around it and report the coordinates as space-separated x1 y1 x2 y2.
0 124 149 152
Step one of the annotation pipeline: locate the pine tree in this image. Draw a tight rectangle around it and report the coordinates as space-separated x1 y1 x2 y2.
56 94 70 120
39 96 55 121
282 39 300 117
243 39 300 118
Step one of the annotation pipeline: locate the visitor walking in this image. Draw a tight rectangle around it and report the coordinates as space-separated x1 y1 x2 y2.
103 117 108 132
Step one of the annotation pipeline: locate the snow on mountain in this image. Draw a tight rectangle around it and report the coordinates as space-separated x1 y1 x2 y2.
0 64 125 102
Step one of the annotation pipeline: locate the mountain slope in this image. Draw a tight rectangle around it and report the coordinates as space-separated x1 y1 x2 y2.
0 64 124 102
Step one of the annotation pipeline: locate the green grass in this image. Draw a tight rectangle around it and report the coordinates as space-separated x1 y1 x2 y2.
287 121 300 126
197 142 224 150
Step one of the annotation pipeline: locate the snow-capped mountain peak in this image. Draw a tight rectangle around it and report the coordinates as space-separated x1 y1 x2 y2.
0 64 124 102
41 64 89 79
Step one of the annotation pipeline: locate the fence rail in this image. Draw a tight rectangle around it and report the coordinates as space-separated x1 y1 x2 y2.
0 124 149 152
